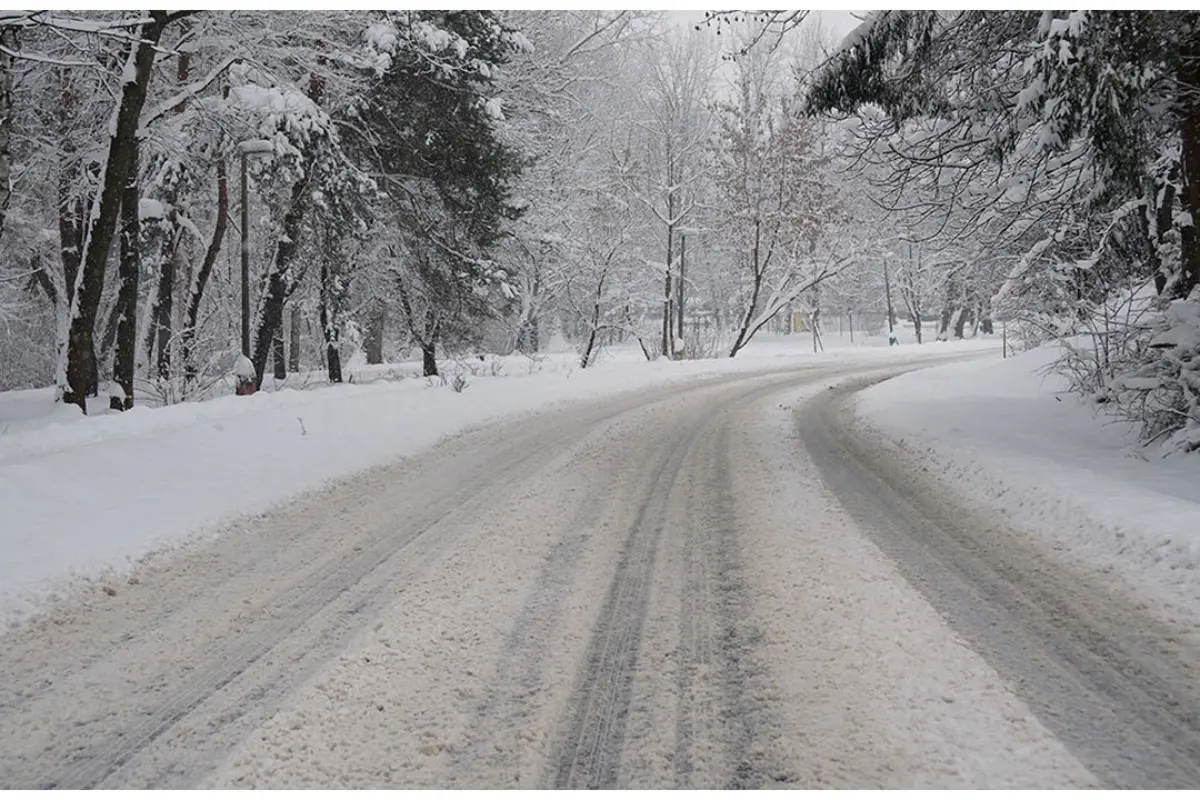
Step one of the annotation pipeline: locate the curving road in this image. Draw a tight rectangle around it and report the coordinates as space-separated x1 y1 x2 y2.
1 359 1197 788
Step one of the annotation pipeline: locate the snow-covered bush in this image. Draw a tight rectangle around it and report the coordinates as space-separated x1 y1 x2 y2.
1109 292 1200 451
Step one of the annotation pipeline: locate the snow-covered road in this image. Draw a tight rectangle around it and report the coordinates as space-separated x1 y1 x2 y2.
1 359 1194 788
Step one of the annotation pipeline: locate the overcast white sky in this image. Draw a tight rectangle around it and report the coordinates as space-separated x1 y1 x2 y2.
670 9 866 52
817 10 866 42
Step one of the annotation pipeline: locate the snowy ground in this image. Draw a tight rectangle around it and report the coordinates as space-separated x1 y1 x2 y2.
7 333 1199 789
0 330 993 629
855 345 1200 620
0 360 1103 789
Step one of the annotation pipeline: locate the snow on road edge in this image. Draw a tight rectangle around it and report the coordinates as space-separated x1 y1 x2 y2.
0 339 994 630
854 348 1200 620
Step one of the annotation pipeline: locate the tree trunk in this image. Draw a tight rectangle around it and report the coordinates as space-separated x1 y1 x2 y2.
883 259 897 340
954 305 971 339
250 65 325 385
937 301 954 340
320 303 342 383
251 174 310 386
272 322 286 380
729 221 762 358
146 226 177 379
142 45 192 382
56 70 95 396
422 341 438 377
181 158 229 382
516 315 539 353
1149 172 1178 296
903 284 924 345
110 145 140 411
580 272 607 368
61 13 172 413
1177 43 1200 300
0 26 15 247
319 261 342 384
365 299 385 365
288 304 301 373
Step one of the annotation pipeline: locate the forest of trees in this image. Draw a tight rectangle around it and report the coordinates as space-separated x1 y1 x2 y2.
0 11 1195 452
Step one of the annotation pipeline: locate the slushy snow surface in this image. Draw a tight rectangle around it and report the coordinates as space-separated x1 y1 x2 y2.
0 336 990 628
856 345 1200 617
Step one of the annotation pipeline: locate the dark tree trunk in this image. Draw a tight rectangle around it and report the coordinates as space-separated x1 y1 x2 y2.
143 44 191 382
954 308 970 339
251 66 325 386
318 238 346 383
1149 174 1178 296
0 26 15 246
181 158 228 382
110 145 140 411
57 71 95 396
27 252 58 305
272 322 286 380
319 297 343 383
1177 46 1200 300
251 174 310 386
62 13 173 413
147 227 177 379
955 287 977 339
288 304 301 373
319 273 342 384
981 316 994 335
321 306 342 384
422 341 437 377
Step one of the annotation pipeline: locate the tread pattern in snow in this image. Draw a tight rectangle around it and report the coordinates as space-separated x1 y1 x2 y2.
800 378 1200 789
545 407 703 789
16 401 648 790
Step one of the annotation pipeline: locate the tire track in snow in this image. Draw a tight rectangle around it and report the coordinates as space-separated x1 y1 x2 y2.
14 396 673 790
802 377 1200 789
445 420 632 786
4 368 832 790
544 407 705 789
546 375 816 789
674 403 790 789
39 445 542 789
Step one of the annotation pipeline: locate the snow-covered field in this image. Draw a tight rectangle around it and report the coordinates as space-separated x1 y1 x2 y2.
0 332 993 629
855 345 1200 619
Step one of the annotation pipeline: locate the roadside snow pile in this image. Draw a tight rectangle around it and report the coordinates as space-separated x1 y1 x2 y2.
0 337 994 628
856 346 1200 616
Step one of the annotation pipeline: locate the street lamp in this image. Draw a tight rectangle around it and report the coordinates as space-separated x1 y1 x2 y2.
235 139 274 394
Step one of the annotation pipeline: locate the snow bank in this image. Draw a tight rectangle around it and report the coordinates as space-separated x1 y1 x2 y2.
856 346 1200 616
0 337 996 628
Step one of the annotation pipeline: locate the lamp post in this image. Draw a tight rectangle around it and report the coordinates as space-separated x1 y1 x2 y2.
240 152 250 358
235 139 274 394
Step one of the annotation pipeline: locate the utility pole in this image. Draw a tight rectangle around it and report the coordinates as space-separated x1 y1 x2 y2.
883 256 897 346
662 149 675 360
235 140 274 394
677 231 688 348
